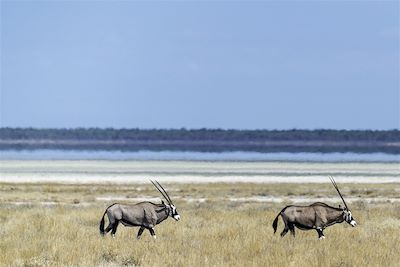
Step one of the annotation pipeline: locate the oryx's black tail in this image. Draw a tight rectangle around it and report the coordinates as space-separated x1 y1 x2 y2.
272 212 281 234
99 210 107 236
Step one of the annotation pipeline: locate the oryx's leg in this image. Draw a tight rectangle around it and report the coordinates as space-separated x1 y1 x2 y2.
148 228 156 239
288 223 295 237
137 226 145 240
280 217 289 237
104 211 117 235
104 223 113 234
316 228 325 240
280 225 289 237
111 221 120 238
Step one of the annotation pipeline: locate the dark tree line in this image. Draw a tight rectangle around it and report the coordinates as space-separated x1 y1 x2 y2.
0 128 399 153
1 127 399 141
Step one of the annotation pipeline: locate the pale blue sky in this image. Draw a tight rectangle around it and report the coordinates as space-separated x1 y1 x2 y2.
1 1 399 130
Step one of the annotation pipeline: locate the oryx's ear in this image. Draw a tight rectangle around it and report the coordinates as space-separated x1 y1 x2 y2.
161 200 165 205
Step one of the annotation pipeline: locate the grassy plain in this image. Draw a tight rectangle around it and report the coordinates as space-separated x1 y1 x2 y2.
0 160 399 266
1 183 400 267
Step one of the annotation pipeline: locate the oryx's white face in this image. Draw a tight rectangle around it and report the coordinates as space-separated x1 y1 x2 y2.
345 210 357 227
170 204 180 221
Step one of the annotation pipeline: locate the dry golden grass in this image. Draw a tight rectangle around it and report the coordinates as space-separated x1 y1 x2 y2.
0 182 400 267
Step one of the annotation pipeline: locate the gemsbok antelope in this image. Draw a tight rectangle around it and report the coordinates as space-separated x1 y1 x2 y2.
272 177 357 239
99 180 180 240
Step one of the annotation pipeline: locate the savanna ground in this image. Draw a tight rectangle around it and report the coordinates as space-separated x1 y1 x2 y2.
0 161 399 266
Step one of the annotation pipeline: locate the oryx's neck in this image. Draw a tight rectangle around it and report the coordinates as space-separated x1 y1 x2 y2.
325 208 345 226
155 205 170 224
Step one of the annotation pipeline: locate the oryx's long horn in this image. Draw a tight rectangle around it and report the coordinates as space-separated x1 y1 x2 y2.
154 180 173 205
150 180 171 205
329 176 349 210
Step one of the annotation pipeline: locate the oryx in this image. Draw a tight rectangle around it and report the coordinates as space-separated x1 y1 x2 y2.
99 180 180 240
272 177 357 239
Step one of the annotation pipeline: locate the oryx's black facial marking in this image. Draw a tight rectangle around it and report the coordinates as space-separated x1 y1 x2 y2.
344 210 357 227
169 204 180 221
